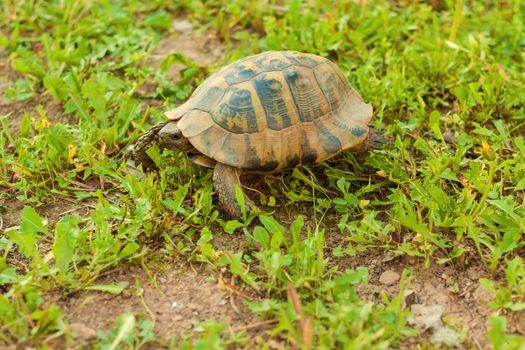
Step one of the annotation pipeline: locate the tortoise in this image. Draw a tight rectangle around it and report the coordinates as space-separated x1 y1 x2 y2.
133 51 374 218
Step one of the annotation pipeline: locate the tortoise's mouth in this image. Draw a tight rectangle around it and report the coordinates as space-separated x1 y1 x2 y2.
187 153 199 161
187 152 216 168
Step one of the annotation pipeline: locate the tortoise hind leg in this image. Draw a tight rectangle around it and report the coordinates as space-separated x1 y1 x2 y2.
213 163 257 218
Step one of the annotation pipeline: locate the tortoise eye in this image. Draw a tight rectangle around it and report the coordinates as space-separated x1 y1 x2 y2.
172 132 182 140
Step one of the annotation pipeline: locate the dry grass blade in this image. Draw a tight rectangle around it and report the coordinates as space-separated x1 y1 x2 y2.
287 284 314 350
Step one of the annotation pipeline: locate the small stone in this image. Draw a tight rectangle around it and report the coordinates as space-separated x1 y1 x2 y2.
172 19 193 33
70 322 97 340
194 325 205 333
442 129 456 144
404 290 419 307
379 270 400 285
408 304 444 330
171 301 178 309
430 326 462 347
466 268 482 281
473 285 495 303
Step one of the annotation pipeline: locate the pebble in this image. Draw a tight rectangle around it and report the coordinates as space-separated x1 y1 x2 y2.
172 19 193 33
466 268 482 281
442 130 456 144
473 285 494 303
408 304 444 330
70 323 97 340
379 270 400 285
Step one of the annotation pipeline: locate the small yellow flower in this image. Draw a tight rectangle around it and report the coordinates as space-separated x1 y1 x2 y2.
481 142 496 161
359 199 370 209
36 118 51 129
376 170 387 177
67 144 77 163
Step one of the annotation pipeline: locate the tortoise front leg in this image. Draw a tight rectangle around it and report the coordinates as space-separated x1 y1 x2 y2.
213 162 257 218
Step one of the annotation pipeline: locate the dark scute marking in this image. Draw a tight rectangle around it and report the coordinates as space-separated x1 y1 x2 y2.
190 86 225 113
285 69 298 81
314 68 344 112
252 160 280 172
284 66 324 122
285 156 300 168
224 64 258 85
282 51 321 68
331 111 353 132
300 133 318 164
212 88 258 134
327 60 351 95
301 151 317 164
243 134 260 168
253 53 291 71
352 126 366 137
317 124 342 154
252 74 291 130
219 133 240 165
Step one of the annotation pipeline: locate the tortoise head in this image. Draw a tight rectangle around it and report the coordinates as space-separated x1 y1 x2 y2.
157 121 195 153
133 121 195 170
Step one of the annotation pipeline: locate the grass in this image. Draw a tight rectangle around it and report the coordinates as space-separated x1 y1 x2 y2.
1 0 525 348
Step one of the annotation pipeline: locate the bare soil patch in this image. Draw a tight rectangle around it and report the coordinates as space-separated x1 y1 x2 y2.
62 264 260 347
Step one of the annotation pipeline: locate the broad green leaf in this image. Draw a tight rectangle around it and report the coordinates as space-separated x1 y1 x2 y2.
0 295 15 323
118 242 141 259
52 216 80 272
259 215 285 235
290 215 304 243
253 226 270 249
8 207 47 259
224 220 243 234
85 282 129 295
163 184 189 214
20 207 47 235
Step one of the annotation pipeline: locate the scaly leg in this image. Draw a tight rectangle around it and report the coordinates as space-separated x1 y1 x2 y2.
213 162 257 218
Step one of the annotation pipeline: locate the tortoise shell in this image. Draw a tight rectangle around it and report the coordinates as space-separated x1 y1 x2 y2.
166 51 373 173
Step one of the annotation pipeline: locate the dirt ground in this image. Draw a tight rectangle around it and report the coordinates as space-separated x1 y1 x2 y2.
61 264 261 347
0 23 517 349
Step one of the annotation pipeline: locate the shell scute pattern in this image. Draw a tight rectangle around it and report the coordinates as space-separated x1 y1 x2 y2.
313 118 343 155
283 65 330 122
223 63 259 85
212 87 258 133
252 73 293 131
281 51 322 68
170 51 372 172
252 52 292 71
189 85 226 113
313 63 347 112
